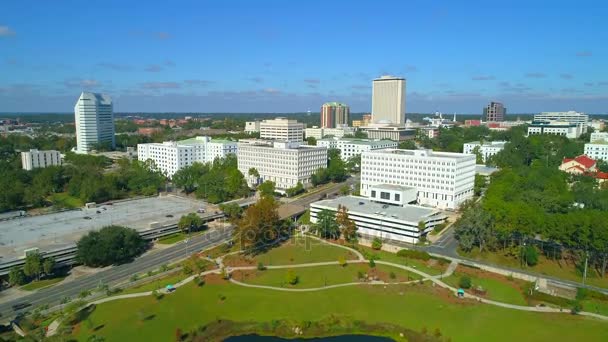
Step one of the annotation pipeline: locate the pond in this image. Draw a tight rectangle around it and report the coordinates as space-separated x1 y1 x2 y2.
224 335 394 341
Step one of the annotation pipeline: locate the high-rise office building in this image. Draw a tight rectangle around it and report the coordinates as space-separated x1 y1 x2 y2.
371 76 406 125
483 102 506 122
320 102 350 128
74 92 114 153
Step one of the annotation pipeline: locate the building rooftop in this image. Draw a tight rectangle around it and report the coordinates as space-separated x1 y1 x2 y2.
312 196 443 223
465 141 507 148
366 149 475 160
371 184 416 192
319 137 396 147
475 165 499 176
323 102 348 107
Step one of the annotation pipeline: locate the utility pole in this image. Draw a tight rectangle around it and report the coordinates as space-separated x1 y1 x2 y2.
583 251 589 285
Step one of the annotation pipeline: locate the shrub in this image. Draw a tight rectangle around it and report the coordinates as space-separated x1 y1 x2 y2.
369 259 376 268
571 301 582 315
285 269 299 285
371 237 383 250
389 272 396 280
257 262 266 271
522 245 539 266
459 275 472 289
357 271 365 279
396 249 431 261
338 256 347 267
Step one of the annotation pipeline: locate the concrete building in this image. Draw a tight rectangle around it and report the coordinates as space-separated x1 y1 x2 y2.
259 117 304 142
310 194 446 244
360 149 476 209
244 121 261 133
419 127 439 139
371 76 406 125
483 102 506 122
317 137 398 160
352 114 372 128
137 136 237 177
584 133 608 161
237 139 327 190
590 132 608 142
527 121 582 138
21 149 62 171
590 120 605 132
321 102 350 128
360 124 415 141
304 126 356 140
74 92 115 153
463 141 507 162
533 111 589 132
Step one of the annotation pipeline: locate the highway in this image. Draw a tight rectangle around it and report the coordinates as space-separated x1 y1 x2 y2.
0 227 233 320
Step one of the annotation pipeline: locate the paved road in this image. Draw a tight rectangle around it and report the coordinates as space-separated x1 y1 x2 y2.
0 227 233 321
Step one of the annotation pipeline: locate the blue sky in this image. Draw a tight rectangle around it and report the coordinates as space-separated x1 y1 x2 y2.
1 0 607 113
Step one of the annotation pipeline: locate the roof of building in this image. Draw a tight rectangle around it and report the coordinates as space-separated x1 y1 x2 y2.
371 184 416 192
465 141 507 148
319 138 396 147
475 165 499 176
323 102 349 107
311 196 444 223
367 149 475 160
562 155 596 169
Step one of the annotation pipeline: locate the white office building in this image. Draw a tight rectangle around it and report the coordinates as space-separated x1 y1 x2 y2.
317 138 398 160
590 132 608 142
74 92 114 153
137 136 237 177
259 117 304 142
360 149 476 209
237 139 327 190
463 141 507 162
304 126 356 140
360 123 415 141
244 121 261 133
21 149 62 171
533 111 589 132
310 194 446 244
527 121 582 138
584 133 608 161
371 75 406 125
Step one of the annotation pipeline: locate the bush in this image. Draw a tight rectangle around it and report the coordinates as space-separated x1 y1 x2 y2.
396 249 431 261
338 256 347 267
459 275 472 289
257 262 266 271
522 245 539 266
371 237 382 250
389 272 396 280
357 271 365 279
369 259 376 268
285 269 299 285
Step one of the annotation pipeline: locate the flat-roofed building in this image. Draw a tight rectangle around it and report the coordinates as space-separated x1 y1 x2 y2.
483 102 506 122
21 149 62 171
137 136 237 177
372 76 406 125
361 149 476 209
321 102 350 128
317 137 397 160
74 92 114 153
259 117 304 142
237 139 327 190
527 121 582 138
304 126 356 140
310 195 446 243
463 141 506 162
533 111 588 132
244 121 261 133
360 124 415 141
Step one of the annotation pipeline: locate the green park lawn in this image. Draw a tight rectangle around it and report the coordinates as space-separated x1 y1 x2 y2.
442 267 529 306
20 276 67 291
157 233 187 245
223 236 358 267
357 245 447 276
237 263 421 288
73 280 608 342
49 193 84 209
462 248 608 289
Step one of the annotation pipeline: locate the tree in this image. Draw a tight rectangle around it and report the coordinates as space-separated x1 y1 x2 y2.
258 180 276 198
177 213 204 233
23 252 42 280
76 226 147 267
43 257 56 276
472 146 484 164
398 140 416 150
417 221 426 231
219 202 243 221
306 136 317 146
234 196 282 253
339 185 350 195
474 174 487 196
459 275 472 289
336 205 357 242
314 209 340 239
285 182 305 197
345 154 361 172
372 237 383 250
369 258 376 268
522 245 539 266
172 162 208 193
285 269 299 285
8 267 26 286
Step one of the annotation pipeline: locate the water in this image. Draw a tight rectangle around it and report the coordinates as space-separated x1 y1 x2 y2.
224 335 394 341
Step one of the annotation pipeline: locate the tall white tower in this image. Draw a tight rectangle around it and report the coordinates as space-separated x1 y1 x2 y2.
74 92 115 154
371 75 406 126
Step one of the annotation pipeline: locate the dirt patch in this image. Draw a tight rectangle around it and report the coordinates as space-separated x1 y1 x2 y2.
204 273 228 285
223 254 257 267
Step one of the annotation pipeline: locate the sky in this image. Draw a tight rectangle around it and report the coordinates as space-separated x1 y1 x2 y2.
1 0 607 114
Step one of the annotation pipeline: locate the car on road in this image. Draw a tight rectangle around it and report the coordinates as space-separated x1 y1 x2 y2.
197 208 206 213
165 214 173 218
12 303 31 311
83 216 92 220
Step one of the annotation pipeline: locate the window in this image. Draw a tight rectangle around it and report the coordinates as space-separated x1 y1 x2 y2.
371 190 376 198
395 194 400 201
380 192 390 200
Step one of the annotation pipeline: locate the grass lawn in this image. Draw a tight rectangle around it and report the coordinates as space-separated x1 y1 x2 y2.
236 263 420 288
120 272 187 295
73 281 608 341
157 231 207 245
21 276 67 291
357 246 447 276
442 267 529 306
224 236 358 267
50 193 84 209
582 298 608 316
461 248 608 289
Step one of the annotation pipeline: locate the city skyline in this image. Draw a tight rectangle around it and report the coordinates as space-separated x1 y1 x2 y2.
1 0 607 113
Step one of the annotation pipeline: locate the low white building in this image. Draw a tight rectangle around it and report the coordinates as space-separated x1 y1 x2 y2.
527 121 582 138
237 139 327 190
259 117 304 142
244 121 261 133
585 133 608 161
304 126 356 139
463 141 506 162
360 124 416 141
317 137 398 160
310 195 446 244
590 132 608 142
361 149 476 210
21 149 62 171
534 111 588 132
137 136 237 177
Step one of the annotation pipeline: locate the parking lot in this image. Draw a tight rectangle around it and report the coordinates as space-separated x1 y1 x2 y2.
0 195 206 262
